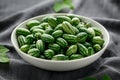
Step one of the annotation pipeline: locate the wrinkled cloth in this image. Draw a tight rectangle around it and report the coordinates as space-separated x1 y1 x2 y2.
0 0 120 80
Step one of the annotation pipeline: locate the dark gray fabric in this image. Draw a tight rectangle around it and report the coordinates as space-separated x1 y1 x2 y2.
0 0 120 80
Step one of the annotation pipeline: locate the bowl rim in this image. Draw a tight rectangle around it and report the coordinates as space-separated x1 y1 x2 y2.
11 13 110 63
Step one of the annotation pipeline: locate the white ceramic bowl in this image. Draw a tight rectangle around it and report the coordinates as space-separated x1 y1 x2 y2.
11 13 110 71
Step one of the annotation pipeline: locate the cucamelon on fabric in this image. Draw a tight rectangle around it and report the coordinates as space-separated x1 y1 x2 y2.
16 14 105 61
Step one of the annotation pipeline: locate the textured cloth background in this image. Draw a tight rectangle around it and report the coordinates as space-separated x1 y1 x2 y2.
0 0 120 80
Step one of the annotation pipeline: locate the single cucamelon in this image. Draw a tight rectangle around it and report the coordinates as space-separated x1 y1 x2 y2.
47 17 57 28
36 40 44 53
41 34 55 43
56 38 68 48
93 27 102 36
32 29 45 34
26 20 40 29
26 34 34 44
17 35 26 47
93 44 101 52
88 47 95 55
78 43 88 56
86 28 95 39
48 43 61 53
52 54 68 60
62 21 75 34
77 32 88 43
16 14 105 61
56 16 71 24
52 30 63 38
92 36 104 46
70 54 83 60
66 45 77 56
72 17 80 26
28 48 40 57
20 44 29 53
16 28 30 36
30 25 43 32
63 34 77 44
44 49 55 59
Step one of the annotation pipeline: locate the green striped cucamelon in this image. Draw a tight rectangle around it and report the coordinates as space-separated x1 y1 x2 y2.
36 40 44 53
92 36 104 46
44 49 55 59
56 16 71 24
41 34 55 43
70 54 83 60
16 28 30 36
26 20 40 29
17 35 26 47
77 32 88 43
28 48 40 57
56 38 68 48
52 54 68 60
52 30 63 38
62 21 75 35
48 43 61 53
63 34 77 44
77 43 88 56
66 45 77 56
20 44 29 53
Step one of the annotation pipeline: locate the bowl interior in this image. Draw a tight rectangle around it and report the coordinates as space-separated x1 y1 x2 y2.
11 13 110 63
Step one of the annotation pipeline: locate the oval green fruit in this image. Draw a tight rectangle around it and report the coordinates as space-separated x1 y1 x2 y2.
52 54 68 60
28 48 40 57
26 20 40 29
17 35 26 47
41 34 55 43
36 40 44 53
56 38 68 48
70 54 83 60
52 30 63 38
44 49 55 59
20 45 29 53
48 44 61 53
16 28 30 36
66 45 77 56
77 32 88 43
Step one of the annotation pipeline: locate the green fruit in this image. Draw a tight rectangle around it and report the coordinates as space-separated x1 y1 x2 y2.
16 28 30 36
44 49 55 59
28 48 40 57
78 43 88 56
30 25 43 32
47 17 57 28
17 35 26 47
36 40 44 53
86 28 95 39
93 44 101 52
62 21 75 34
32 29 45 34
41 34 55 43
56 38 68 48
77 32 88 43
52 54 68 60
45 27 54 34
66 45 77 56
52 30 63 38
26 34 34 44
20 45 29 53
48 44 61 53
70 54 83 60
92 36 104 46
26 20 40 29
56 16 71 24
54 24 63 31
93 27 102 36
83 42 92 48
34 32 41 40
88 47 95 55
40 22 50 29
72 17 80 26
63 34 77 44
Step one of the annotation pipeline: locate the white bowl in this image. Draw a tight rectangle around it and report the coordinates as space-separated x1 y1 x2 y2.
11 13 110 71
